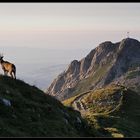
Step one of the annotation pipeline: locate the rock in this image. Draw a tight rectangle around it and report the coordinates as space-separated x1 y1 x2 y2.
0 98 11 106
12 114 17 119
76 117 82 124
46 38 140 101
63 118 69 125
6 90 10 94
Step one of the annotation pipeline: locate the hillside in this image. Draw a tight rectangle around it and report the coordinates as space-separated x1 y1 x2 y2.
63 84 140 137
0 75 91 137
46 38 140 101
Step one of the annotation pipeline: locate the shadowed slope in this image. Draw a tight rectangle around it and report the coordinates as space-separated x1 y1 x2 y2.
0 75 91 137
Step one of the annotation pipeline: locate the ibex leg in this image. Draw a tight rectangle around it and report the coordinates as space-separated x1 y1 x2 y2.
13 72 16 79
10 71 14 79
4 71 8 76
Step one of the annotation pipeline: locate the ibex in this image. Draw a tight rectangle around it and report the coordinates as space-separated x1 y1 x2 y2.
0 54 16 79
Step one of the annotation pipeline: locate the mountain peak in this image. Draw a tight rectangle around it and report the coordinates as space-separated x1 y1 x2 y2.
122 37 139 42
99 41 113 46
46 38 140 101
120 37 139 45
118 38 140 51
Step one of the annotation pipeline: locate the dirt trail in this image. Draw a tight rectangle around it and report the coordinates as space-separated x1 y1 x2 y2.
71 90 124 116
71 91 91 115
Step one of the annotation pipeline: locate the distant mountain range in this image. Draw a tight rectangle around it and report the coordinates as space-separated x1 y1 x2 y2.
46 38 140 101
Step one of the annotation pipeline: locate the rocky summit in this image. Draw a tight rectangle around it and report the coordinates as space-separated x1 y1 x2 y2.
46 38 140 101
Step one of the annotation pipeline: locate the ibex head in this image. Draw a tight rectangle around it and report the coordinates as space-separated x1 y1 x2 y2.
0 53 4 62
0 53 4 59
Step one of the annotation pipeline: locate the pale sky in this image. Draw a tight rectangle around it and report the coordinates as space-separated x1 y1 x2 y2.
0 3 140 89
0 3 140 48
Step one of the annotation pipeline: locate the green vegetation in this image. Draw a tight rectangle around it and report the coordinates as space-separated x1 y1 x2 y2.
1 72 139 137
63 94 80 107
63 84 140 137
128 63 140 71
0 75 91 137
83 85 123 114
72 63 111 97
126 70 140 79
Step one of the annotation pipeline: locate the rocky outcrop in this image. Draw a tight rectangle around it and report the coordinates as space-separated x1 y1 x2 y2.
103 38 140 84
46 38 140 101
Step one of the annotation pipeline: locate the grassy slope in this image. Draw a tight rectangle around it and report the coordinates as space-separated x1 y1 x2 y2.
126 71 140 79
0 75 91 137
71 63 111 97
63 84 140 137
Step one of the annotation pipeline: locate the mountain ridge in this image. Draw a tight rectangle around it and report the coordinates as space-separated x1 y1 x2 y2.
0 75 91 137
46 38 140 101
63 84 140 137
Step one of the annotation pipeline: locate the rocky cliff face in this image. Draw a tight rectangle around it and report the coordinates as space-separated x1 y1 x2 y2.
46 38 140 100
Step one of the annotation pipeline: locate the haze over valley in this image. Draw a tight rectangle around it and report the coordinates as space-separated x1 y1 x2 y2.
0 45 92 89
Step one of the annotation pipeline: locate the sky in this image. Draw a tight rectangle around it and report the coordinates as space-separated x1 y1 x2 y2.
0 3 140 49
0 3 140 89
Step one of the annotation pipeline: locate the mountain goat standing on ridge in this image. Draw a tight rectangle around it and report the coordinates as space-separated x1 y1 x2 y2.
0 54 16 79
